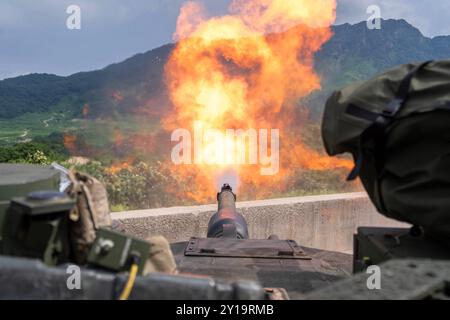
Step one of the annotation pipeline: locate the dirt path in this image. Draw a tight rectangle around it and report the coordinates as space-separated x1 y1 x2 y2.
43 116 54 128
19 129 29 138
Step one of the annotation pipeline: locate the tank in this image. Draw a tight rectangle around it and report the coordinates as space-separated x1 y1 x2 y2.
0 164 449 300
171 184 352 299
0 164 268 299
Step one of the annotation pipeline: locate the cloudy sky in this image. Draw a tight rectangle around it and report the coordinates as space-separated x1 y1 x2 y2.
1 0 449 80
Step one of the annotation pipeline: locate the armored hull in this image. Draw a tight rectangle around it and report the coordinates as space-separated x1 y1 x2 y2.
171 240 352 299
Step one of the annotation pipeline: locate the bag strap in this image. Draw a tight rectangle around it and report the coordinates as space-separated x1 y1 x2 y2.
68 170 82 221
346 61 433 181
81 183 99 230
67 170 99 229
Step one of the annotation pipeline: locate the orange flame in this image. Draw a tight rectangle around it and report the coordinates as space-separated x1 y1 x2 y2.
105 158 134 174
111 91 124 103
164 0 351 202
63 134 77 154
82 104 89 118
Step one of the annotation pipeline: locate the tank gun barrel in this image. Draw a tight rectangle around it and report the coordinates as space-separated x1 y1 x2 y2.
206 184 249 239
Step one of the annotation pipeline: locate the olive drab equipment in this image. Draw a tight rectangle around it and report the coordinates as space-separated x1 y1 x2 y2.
322 60 450 243
66 169 178 276
66 170 112 263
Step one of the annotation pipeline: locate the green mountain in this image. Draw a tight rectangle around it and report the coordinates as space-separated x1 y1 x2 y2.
307 19 450 118
1 19 449 120
0 44 174 119
318 19 450 86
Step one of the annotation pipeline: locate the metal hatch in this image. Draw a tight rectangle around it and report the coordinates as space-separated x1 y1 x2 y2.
184 237 311 260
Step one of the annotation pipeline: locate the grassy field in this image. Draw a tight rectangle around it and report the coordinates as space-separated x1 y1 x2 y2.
0 111 74 143
0 111 160 147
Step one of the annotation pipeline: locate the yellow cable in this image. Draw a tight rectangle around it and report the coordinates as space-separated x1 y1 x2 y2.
119 263 139 300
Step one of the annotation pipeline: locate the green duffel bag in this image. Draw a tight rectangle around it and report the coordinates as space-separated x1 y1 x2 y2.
322 60 450 243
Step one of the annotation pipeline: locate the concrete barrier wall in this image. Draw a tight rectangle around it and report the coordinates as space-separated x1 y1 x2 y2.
111 192 408 253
